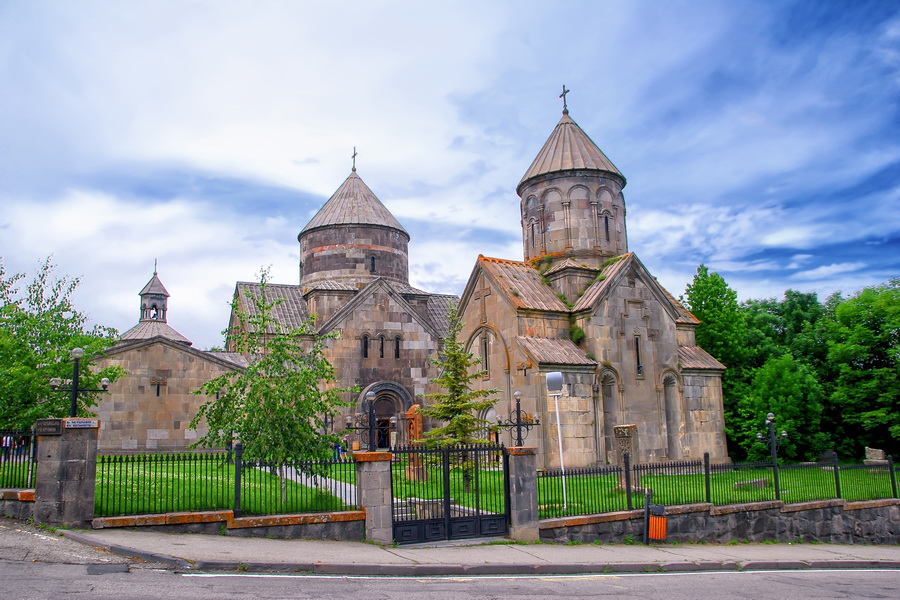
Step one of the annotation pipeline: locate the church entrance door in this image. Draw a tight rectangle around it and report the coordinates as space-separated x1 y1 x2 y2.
390 444 510 544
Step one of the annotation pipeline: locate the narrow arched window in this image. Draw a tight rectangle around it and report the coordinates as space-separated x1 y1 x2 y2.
370 256 376 273
530 221 536 249
604 215 610 242
394 336 401 359
481 335 490 372
362 335 369 358
379 336 385 359
634 336 643 376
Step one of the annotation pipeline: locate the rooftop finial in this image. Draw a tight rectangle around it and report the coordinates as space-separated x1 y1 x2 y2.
153 258 158 275
560 84 570 115
351 146 358 172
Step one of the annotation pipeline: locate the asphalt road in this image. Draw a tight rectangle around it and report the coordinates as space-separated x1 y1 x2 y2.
2 518 898 600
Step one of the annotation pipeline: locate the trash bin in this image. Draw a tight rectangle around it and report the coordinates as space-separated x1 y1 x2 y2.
647 504 666 541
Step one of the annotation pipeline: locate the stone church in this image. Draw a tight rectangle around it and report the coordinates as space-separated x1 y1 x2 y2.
94 271 248 451
456 106 729 468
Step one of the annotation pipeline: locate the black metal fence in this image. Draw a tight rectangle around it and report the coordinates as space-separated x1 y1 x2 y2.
0 429 37 489
538 452 899 519
95 445 357 518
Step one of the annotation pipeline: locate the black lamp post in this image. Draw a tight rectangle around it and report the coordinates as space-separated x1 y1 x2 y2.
496 391 541 447
757 412 787 500
345 390 396 451
49 347 110 418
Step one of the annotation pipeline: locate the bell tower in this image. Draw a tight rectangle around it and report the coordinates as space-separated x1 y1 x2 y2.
139 265 170 322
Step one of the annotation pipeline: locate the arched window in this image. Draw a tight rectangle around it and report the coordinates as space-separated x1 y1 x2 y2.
530 220 537 249
634 336 644 377
362 335 369 359
379 336 385 359
394 336 401 359
604 214 610 242
369 256 376 273
481 334 490 373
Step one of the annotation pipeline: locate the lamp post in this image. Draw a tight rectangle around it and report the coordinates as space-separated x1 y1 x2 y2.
546 371 567 511
49 348 110 418
345 391 396 451
757 412 788 500
496 391 541 447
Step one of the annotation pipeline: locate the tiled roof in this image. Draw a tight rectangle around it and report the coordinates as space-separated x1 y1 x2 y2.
518 111 624 190
235 282 310 333
678 346 726 370
573 254 634 311
479 256 569 312
304 281 358 292
139 273 169 296
208 351 250 368
661 287 700 325
119 320 192 345
300 170 408 237
545 257 598 276
426 294 458 338
517 336 596 366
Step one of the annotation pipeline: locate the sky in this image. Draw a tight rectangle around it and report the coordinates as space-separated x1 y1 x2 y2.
1 0 898 350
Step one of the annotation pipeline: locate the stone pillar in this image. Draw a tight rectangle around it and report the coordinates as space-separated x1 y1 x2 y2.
614 424 640 488
353 451 393 545
508 447 539 542
33 418 99 528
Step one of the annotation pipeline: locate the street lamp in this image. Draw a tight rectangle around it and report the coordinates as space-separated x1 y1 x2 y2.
345 390 396 451
757 412 788 500
547 371 567 511
496 391 541 447
49 347 110 418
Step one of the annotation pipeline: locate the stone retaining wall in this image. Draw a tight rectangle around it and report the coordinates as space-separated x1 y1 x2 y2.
0 489 34 520
539 499 900 545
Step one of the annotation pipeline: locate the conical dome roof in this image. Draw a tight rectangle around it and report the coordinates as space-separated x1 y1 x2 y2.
300 170 408 238
139 272 169 297
517 111 624 193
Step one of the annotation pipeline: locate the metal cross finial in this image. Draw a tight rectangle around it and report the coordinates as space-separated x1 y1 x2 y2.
560 84 571 114
351 147 358 172
153 258 158 275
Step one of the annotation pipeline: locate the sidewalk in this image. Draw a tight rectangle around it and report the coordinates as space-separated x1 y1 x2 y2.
62 528 900 575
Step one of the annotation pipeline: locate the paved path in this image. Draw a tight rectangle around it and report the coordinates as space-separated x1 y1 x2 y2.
274 464 356 506
62 527 900 575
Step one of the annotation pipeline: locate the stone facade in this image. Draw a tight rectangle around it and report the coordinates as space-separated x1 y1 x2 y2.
95 272 247 452
457 109 728 469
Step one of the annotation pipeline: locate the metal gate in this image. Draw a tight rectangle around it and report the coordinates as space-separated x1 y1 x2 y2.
390 444 510 544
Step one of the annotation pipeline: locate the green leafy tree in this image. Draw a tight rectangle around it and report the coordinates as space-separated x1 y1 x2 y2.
420 304 500 447
735 353 828 462
823 279 900 457
0 257 122 428
191 270 350 476
682 264 749 455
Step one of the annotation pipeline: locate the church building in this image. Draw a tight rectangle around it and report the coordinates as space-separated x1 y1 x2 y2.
456 104 729 468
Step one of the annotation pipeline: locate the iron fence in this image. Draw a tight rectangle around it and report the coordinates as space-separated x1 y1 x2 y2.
95 446 357 518
0 429 37 489
538 452 898 519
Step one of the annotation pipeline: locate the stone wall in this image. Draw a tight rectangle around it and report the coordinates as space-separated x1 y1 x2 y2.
539 499 900 545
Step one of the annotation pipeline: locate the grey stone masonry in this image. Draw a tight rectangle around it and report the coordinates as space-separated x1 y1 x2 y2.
353 451 394 544
508 447 539 542
34 419 99 528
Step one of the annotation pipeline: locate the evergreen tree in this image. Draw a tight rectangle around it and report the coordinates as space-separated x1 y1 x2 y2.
420 304 499 447
0 257 122 428
191 270 350 475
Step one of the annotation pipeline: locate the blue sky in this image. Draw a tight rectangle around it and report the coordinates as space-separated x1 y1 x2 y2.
1 0 898 349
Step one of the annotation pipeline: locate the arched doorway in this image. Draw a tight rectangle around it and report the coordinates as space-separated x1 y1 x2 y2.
358 382 414 448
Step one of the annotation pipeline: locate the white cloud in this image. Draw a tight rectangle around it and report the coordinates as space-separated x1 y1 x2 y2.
792 263 868 281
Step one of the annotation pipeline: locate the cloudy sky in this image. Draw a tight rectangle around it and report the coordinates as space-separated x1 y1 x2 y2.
1 0 898 349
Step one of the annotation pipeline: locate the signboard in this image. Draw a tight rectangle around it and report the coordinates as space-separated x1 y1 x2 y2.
35 419 63 436
64 418 99 429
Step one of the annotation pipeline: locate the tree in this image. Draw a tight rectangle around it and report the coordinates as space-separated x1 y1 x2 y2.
191 270 350 474
823 279 900 458
682 264 749 456
0 257 122 428
735 353 828 462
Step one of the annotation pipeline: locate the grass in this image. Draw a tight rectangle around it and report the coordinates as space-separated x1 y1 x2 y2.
95 453 352 517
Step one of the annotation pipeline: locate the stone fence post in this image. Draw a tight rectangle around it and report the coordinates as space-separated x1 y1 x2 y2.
353 451 393 544
33 418 99 528
507 447 539 542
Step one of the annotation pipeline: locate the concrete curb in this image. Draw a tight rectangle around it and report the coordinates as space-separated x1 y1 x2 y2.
60 529 194 570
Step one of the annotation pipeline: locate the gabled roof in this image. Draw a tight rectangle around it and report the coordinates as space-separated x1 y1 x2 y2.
234 282 310 334
467 256 569 313
518 111 624 192
517 336 596 367
106 335 247 370
120 320 192 345
299 170 408 237
317 277 443 340
572 254 692 325
545 257 598 277
678 346 726 371
426 294 457 339
139 272 169 297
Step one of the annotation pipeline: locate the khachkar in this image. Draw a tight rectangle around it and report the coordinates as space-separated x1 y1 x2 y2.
614 424 640 488
404 404 427 481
